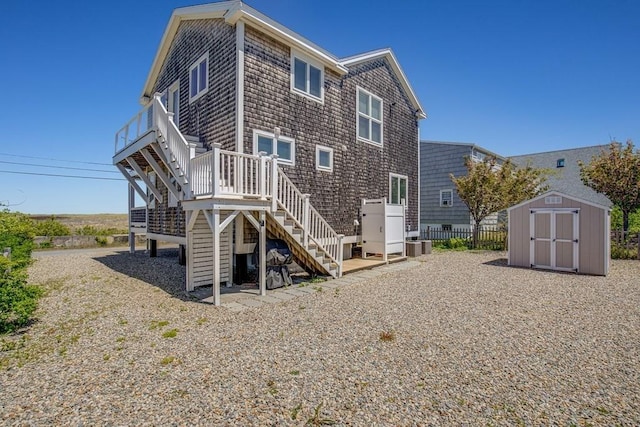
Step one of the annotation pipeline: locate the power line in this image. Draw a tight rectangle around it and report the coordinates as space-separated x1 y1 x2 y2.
0 160 119 173
0 152 113 166
0 170 126 181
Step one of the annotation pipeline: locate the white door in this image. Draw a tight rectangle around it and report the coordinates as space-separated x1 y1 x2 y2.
530 210 579 272
161 81 180 127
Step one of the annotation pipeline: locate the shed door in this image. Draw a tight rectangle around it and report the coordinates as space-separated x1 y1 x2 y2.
530 210 579 272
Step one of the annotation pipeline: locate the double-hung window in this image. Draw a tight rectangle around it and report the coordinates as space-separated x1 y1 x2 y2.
291 52 323 102
357 87 383 145
315 145 333 172
440 189 453 207
253 130 295 166
390 173 407 206
189 52 209 103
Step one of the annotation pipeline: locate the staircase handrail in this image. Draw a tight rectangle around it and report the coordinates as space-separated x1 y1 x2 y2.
152 94 191 188
275 168 343 272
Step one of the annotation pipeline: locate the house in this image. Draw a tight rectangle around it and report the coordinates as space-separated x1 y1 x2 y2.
419 140 504 231
510 144 612 207
113 1 426 304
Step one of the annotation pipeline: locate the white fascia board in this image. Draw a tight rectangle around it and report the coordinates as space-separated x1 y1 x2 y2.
225 8 347 75
341 48 426 119
507 190 611 212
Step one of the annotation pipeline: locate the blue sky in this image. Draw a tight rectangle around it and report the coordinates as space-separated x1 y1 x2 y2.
0 0 638 214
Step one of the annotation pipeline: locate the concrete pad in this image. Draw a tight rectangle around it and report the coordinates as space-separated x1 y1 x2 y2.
280 288 308 297
236 298 265 308
256 295 283 304
318 281 339 289
221 302 247 312
269 291 297 301
293 286 317 294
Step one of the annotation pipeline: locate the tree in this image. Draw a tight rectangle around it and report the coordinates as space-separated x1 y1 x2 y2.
451 157 548 248
579 140 640 232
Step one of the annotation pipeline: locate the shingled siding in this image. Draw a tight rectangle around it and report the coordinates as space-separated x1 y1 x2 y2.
152 19 236 152
243 27 419 236
147 19 236 238
419 143 472 228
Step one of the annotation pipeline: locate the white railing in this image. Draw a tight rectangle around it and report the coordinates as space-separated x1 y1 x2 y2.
188 144 343 276
274 168 343 275
152 95 190 185
115 103 153 153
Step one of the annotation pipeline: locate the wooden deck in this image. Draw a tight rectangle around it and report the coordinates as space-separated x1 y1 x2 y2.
342 254 407 275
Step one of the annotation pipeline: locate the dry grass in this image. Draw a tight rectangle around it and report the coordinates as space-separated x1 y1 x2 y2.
30 214 128 233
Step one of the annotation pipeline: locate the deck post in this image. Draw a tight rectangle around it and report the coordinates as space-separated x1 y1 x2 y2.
270 155 279 212
259 210 266 296
128 184 135 253
211 143 221 197
258 152 267 200
337 234 344 277
212 209 221 306
302 194 310 247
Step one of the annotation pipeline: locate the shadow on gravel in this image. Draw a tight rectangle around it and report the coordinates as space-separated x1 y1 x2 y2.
93 248 198 303
482 257 509 267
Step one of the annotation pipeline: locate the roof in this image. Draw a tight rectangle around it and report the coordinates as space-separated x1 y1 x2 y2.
510 144 612 207
420 140 506 161
507 190 611 212
140 1 426 118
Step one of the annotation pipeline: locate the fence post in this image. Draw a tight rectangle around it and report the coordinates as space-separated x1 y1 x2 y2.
211 143 221 197
337 234 344 277
302 194 310 248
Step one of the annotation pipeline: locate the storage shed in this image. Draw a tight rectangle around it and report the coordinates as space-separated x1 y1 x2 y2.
508 191 610 276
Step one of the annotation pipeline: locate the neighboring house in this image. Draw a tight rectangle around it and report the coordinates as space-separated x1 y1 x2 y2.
419 141 504 230
511 144 612 207
113 1 426 304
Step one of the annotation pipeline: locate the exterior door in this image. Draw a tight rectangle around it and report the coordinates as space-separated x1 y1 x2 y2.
530 210 579 272
161 82 180 127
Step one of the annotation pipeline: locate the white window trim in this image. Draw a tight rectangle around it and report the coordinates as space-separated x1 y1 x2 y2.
440 189 453 207
290 50 324 104
356 86 384 147
315 145 333 172
188 52 209 103
389 173 408 207
252 129 295 166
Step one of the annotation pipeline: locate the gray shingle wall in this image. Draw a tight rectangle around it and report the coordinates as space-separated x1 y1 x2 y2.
244 26 419 235
419 142 472 227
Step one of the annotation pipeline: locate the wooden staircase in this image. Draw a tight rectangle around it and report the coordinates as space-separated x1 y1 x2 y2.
267 211 339 278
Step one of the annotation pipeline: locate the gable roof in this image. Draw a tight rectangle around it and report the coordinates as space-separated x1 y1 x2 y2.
420 140 505 160
140 1 426 118
510 144 612 207
507 190 611 212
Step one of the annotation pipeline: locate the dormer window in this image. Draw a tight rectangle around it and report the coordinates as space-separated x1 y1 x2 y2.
557 158 565 168
291 52 323 102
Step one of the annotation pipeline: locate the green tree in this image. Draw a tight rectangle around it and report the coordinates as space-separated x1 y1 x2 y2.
579 141 640 232
451 157 548 248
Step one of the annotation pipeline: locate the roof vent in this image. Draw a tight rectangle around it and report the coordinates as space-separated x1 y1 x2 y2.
557 158 565 168
545 196 562 204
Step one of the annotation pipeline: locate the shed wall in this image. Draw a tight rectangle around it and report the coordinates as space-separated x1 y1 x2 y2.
509 196 609 275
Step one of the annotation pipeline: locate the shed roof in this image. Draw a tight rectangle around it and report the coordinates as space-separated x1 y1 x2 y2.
507 190 611 212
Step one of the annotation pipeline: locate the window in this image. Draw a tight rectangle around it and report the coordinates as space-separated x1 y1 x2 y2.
557 158 565 168
291 52 323 102
189 52 209 103
357 87 383 145
253 130 295 165
442 224 452 231
440 189 453 207
389 173 408 206
315 145 333 172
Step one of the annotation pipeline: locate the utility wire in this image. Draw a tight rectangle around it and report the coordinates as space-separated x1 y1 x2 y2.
0 160 119 173
0 170 126 181
0 152 113 166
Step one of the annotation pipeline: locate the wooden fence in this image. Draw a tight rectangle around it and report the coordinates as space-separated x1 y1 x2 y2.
420 227 507 250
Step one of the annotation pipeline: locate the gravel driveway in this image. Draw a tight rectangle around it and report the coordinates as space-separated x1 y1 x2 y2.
1 249 639 425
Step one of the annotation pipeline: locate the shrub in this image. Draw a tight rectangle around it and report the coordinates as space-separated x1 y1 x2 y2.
444 237 469 250
0 210 41 334
33 217 70 237
611 243 638 260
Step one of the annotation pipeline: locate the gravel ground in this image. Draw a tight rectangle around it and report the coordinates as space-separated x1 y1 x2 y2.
1 249 639 426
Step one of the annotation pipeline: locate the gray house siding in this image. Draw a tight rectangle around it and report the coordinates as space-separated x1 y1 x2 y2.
146 19 237 237
243 26 419 236
420 142 472 228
